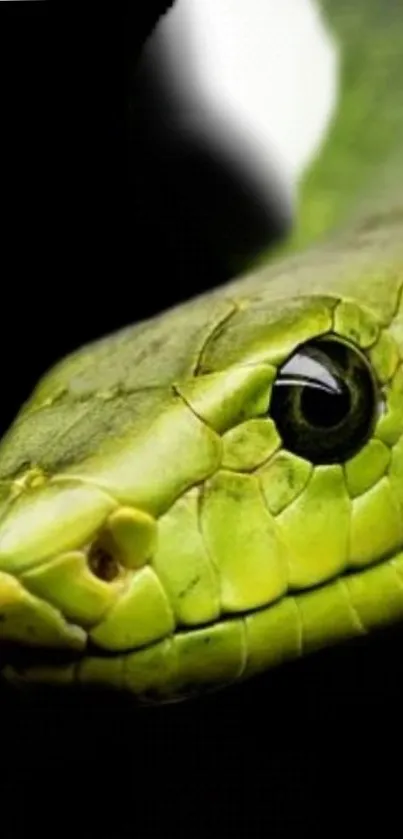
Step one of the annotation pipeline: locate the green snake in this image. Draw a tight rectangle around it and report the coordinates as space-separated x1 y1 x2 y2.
0 0 402 704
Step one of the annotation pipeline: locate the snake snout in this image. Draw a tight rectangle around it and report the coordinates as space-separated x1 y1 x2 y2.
0 476 164 654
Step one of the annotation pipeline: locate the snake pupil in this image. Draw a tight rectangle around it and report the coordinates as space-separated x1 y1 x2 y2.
270 337 378 464
300 381 351 428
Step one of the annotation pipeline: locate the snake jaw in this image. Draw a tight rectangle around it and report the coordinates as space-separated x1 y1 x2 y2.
2 437 403 702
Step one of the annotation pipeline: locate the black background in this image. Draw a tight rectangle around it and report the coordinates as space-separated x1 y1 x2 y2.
0 3 402 837
0 0 288 435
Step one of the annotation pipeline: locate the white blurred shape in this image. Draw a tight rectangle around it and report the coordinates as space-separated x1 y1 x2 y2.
146 0 338 199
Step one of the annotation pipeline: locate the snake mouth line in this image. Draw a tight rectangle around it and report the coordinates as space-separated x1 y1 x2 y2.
2 545 403 679
90 542 403 653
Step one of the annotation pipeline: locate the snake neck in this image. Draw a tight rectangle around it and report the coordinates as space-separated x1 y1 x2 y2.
278 0 403 256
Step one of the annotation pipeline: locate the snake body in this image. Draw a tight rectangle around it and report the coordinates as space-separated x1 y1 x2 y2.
0 1 402 702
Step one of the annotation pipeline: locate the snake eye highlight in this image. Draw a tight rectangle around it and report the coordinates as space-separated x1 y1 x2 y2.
269 337 379 465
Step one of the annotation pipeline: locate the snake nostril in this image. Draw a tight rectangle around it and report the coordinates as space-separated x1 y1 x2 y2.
87 542 120 582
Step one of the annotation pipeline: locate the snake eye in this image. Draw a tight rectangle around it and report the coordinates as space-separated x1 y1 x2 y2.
269 337 379 465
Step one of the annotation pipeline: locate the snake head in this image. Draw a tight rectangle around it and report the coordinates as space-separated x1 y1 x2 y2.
1 251 403 702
